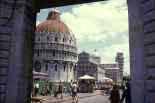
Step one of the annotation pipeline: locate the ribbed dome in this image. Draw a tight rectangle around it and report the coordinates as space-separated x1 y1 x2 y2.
36 9 70 33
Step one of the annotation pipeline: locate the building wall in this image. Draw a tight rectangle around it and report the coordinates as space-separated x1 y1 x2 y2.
77 62 97 78
34 21 77 82
105 68 120 83
101 63 121 83
101 63 119 68
0 1 36 103
97 66 105 82
128 0 145 103
77 52 105 81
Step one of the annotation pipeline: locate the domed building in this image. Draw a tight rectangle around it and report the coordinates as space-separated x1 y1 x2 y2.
33 9 78 82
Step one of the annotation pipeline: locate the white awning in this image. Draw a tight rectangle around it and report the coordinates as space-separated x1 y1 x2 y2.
101 77 113 82
78 75 96 80
33 71 49 80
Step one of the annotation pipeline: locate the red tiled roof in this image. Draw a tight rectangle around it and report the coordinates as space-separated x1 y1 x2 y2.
36 9 70 33
36 20 70 33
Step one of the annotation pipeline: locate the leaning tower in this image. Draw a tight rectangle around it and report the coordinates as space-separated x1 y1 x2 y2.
115 52 124 81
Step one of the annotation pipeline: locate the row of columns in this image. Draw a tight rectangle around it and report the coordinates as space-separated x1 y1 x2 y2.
34 49 77 61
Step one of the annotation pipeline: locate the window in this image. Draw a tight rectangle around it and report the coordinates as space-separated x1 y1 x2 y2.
37 49 39 56
63 38 65 42
69 40 71 44
64 65 66 72
64 53 67 57
55 37 58 42
45 64 48 71
55 65 57 71
53 51 55 56
34 61 41 72
47 36 49 40
70 65 72 72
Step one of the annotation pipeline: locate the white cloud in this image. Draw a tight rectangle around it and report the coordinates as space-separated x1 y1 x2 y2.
61 0 128 42
60 0 129 74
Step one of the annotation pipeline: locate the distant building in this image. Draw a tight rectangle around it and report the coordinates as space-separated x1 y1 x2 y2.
33 9 78 82
76 52 105 81
115 52 124 81
101 63 121 83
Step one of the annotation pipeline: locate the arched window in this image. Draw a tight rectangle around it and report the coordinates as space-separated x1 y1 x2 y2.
69 40 71 44
34 61 41 72
37 49 39 56
53 51 55 56
55 37 58 42
55 64 57 71
47 36 49 40
63 65 66 72
63 38 65 42
45 64 48 71
70 65 73 72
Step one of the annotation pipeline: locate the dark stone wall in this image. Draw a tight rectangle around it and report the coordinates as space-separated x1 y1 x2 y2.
0 0 36 103
142 0 155 103
128 0 155 103
128 0 145 103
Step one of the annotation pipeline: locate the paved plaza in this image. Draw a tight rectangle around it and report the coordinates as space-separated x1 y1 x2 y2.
33 90 111 103
60 95 110 103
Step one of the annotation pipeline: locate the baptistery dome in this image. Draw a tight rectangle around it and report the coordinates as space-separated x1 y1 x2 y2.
34 9 78 82
36 10 70 33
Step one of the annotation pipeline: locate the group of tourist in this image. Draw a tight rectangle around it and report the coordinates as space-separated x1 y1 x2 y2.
33 81 51 97
109 81 131 103
54 80 79 100
33 80 79 99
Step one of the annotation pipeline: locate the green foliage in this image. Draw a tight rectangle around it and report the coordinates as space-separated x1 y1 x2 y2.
123 75 130 81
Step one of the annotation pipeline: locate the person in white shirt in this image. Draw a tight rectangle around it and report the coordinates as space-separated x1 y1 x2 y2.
35 83 39 96
71 82 78 103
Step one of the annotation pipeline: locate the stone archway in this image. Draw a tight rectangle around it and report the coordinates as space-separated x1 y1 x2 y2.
0 0 155 103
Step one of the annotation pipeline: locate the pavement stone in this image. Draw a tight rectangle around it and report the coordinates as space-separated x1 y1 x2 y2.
34 90 103 103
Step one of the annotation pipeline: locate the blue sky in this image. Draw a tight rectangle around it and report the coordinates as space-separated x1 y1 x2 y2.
37 0 129 75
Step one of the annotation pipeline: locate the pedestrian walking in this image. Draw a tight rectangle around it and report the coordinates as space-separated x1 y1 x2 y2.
71 82 78 103
120 82 131 103
109 85 120 103
64 85 68 96
68 80 73 96
44 84 50 96
58 80 64 99
34 83 39 96
54 84 59 98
